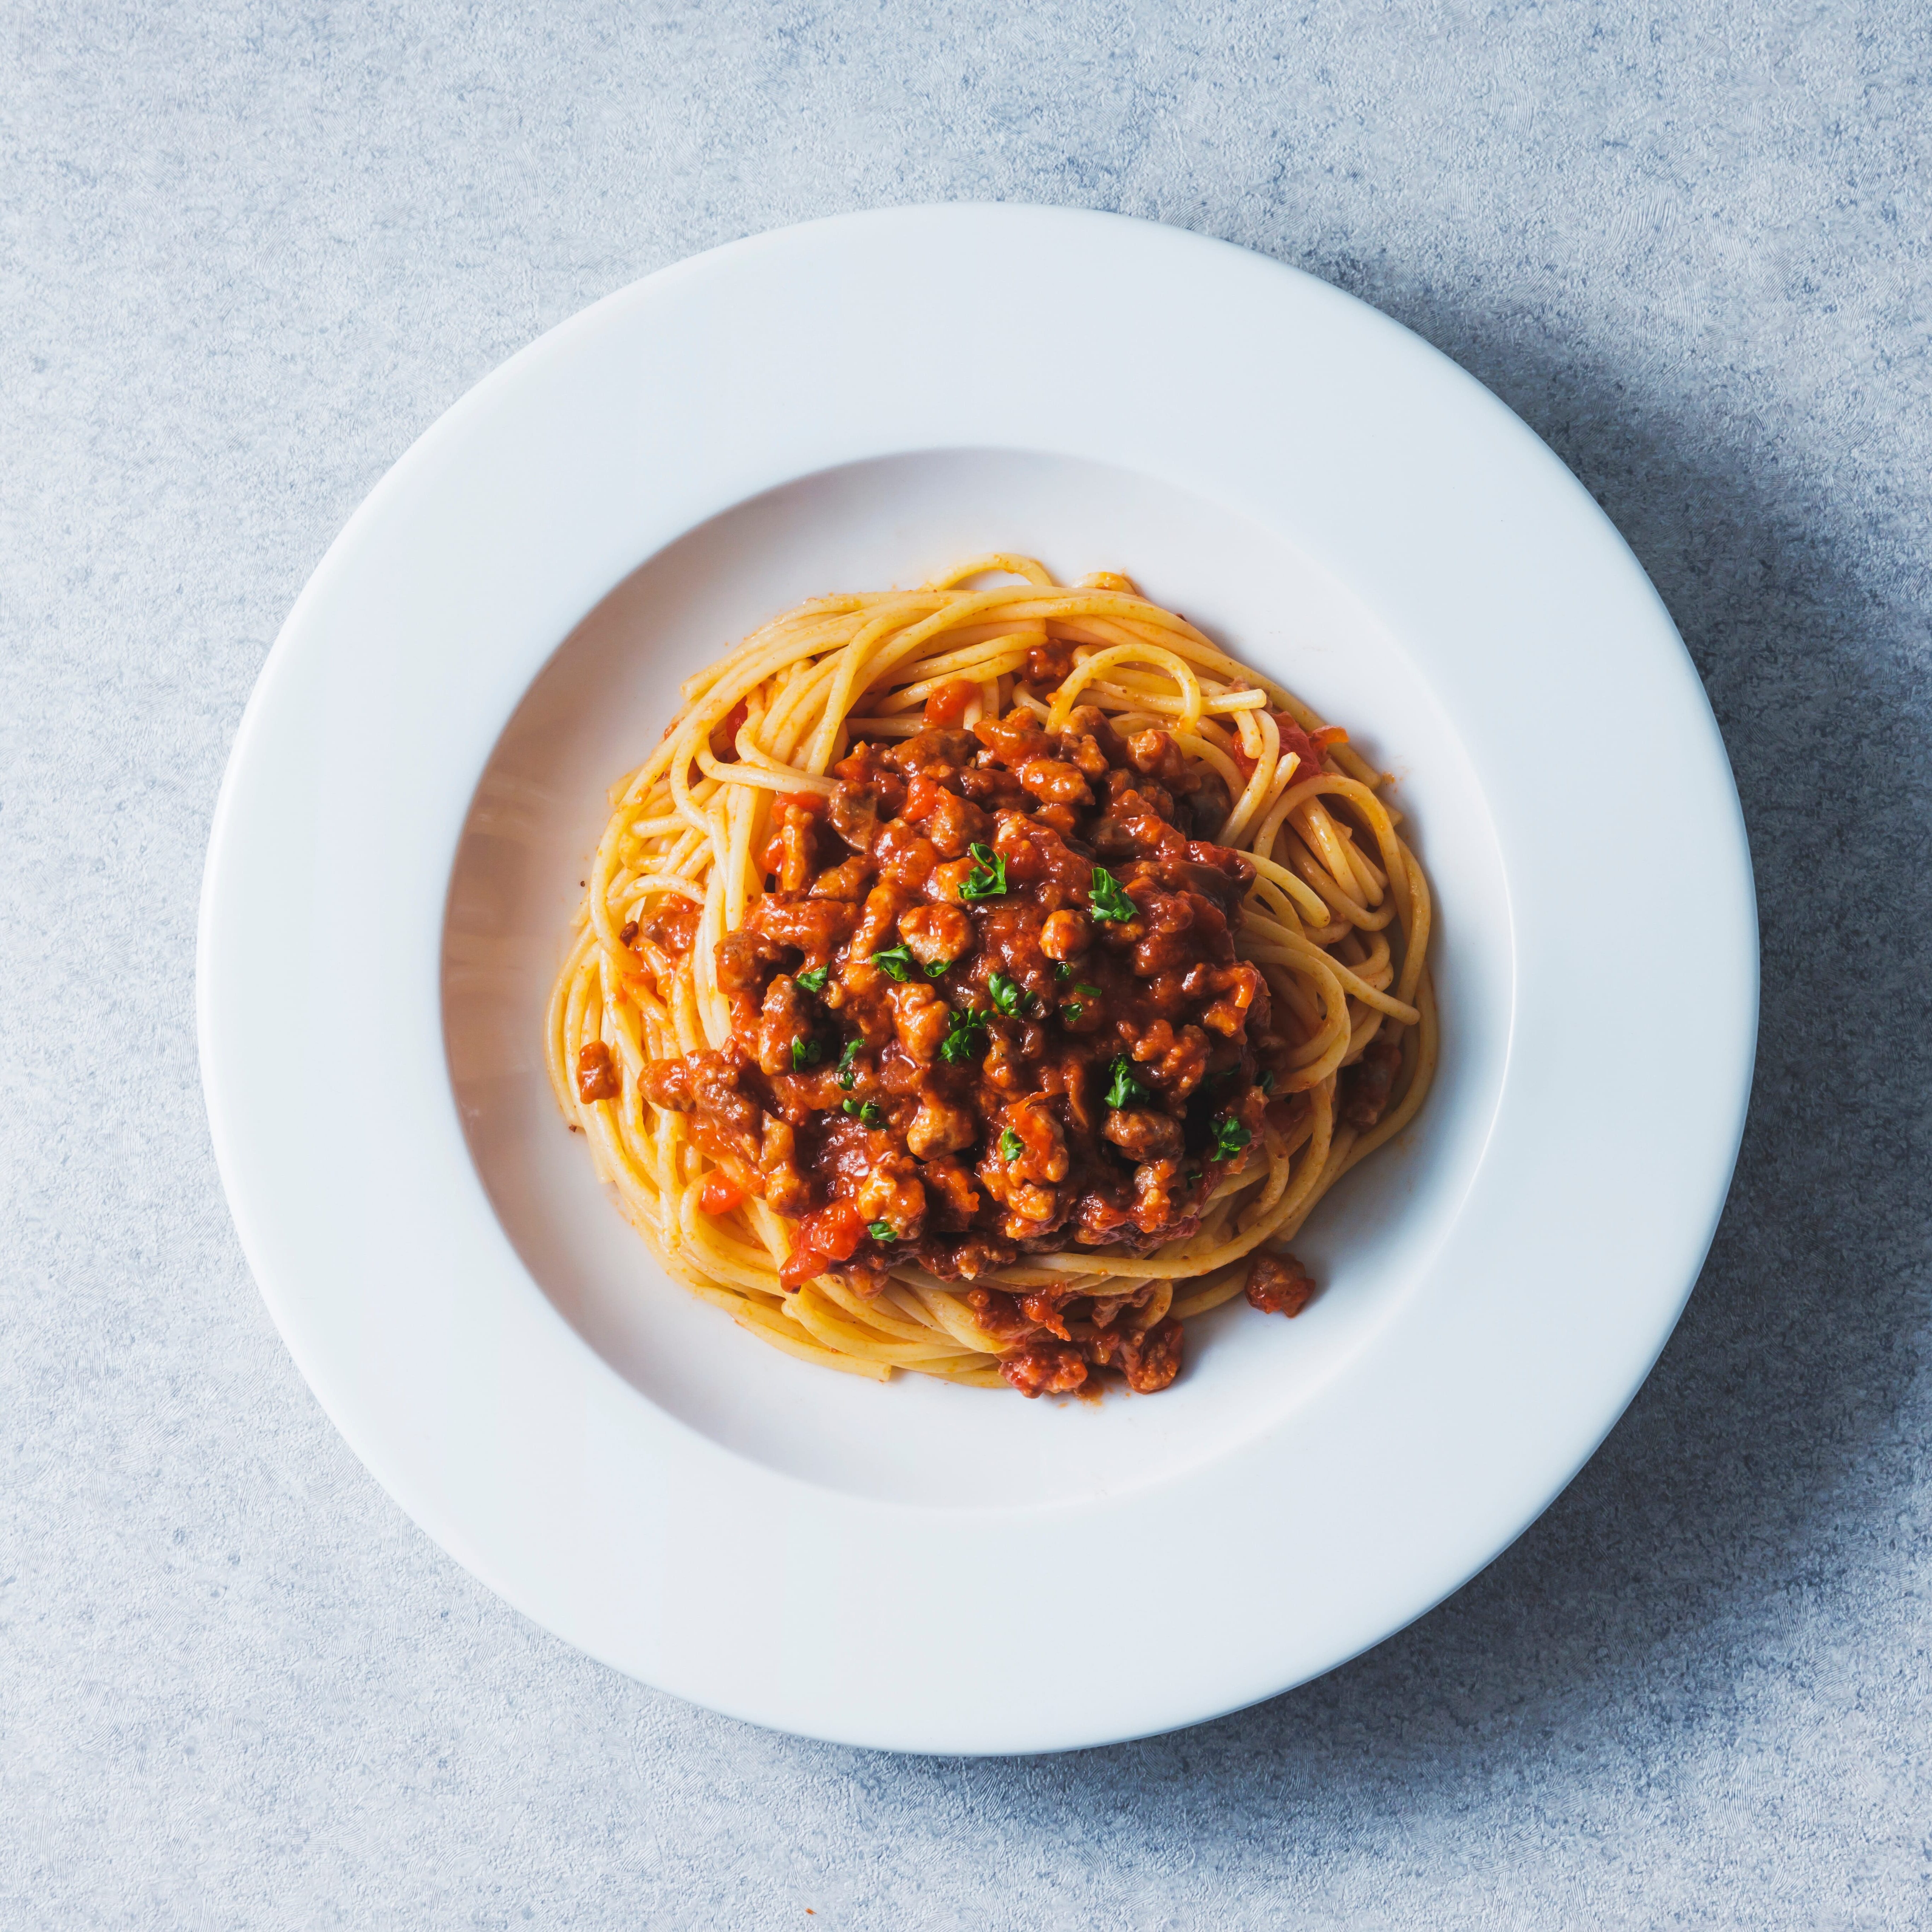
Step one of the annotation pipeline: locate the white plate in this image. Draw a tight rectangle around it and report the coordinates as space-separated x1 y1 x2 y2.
198 205 1756 1753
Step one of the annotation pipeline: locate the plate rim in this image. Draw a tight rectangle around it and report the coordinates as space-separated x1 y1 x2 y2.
198 203 1758 1752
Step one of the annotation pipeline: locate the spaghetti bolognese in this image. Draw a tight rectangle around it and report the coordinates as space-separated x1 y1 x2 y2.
546 555 1435 1394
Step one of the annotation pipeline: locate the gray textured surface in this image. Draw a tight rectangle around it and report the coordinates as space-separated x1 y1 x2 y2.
4 2 1930 1925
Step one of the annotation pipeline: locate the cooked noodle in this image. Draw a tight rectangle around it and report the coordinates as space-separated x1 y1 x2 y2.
545 556 1436 1389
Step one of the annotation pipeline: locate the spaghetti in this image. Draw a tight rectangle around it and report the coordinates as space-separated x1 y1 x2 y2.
545 556 1436 1394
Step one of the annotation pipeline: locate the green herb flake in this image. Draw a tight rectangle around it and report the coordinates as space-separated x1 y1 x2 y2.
1104 1056 1151 1110
1258 1069 1276 1094
938 1008 989 1067
795 966 829 995
836 1040 861 1090
859 1101 885 1128
868 1221 898 1242
1054 961 1073 980
869 944 915 982
1210 1116 1253 1161
925 957 951 978
998 1129 1023 1161
1064 1003 1086 1022
988 971 1024 1017
790 1037 822 1071
960 842 1008 902
1074 983 1101 999
1088 866 1137 923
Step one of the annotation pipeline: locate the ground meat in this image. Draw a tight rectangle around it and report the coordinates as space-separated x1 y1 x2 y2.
636 695 1369 1395
907 1090 976 1158
1246 1250 1317 1317
1000 1339 1089 1398
575 1041 619 1102
1038 909 1090 961
1342 1033 1404 1129
1084 1312 1185 1391
924 1235 1019 1281
641 900 700 956
716 929 781 994
964 1285 1039 1342
827 780 883 851
898 901 973 968
754 975 817 1077
1102 1108 1184 1161
1015 756 1094 806
1120 1315 1184 1393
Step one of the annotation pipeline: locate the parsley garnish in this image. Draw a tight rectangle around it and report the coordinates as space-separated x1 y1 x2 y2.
1088 866 1136 923
960 843 1008 902
925 957 952 978
1210 1116 1252 1160
1104 1057 1151 1110
1258 1069 1275 1094
869 945 915 982
988 971 1024 1017
939 1008 989 1066
868 1221 898 1242
836 1040 861 1089
790 1037 822 1071
999 1129 1023 1161
795 966 828 995
842 1098 885 1127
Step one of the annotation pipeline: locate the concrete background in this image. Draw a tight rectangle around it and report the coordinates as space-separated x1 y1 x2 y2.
4 3 1929 1926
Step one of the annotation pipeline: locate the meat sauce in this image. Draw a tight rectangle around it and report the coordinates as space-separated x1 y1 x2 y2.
637 686 1348 1395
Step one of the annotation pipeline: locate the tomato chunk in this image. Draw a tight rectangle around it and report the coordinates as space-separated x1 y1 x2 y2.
922 678 978 728
708 699 749 761
1274 711 1324 781
779 1199 867 1287
900 774 942 822
698 1170 749 1215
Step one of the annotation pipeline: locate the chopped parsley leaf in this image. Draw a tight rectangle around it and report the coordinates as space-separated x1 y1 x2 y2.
998 1129 1023 1161
1104 1056 1151 1110
988 971 1024 1016
869 945 915 982
925 956 952 978
795 966 828 995
960 842 1008 902
868 1221 898 1242
1088 865 1136 923
836 1039 861 1089
789 1037 822 1071
1210 1116 1252 1161
939 1008 989 1066
1258 1069 1276 1094
841 1098 885 1127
